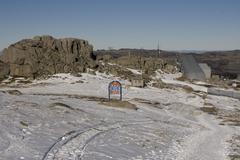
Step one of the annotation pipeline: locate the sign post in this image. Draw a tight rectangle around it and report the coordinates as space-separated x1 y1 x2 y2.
108 81 122 101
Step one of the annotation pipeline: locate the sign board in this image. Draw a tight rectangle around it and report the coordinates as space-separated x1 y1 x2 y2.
108 81 122 101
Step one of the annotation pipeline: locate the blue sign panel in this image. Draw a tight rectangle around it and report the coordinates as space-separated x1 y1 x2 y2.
108 81 122 101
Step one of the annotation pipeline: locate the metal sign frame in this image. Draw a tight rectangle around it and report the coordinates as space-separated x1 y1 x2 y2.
108 81 122 101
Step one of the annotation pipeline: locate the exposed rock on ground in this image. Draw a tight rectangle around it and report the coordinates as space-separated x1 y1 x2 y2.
110 55 165 75
0 35 96 78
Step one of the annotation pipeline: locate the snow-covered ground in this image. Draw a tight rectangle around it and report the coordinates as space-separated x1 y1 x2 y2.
0 73 239 160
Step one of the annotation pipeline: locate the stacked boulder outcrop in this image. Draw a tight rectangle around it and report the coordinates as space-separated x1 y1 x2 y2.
0 35 96 78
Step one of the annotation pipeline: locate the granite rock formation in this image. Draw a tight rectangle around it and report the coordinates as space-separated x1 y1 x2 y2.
0 35 96 78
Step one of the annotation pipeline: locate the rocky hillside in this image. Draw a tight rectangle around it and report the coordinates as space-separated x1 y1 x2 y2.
194 50 240 78
0 35 97 78
95 48 178 65
96 49 240 79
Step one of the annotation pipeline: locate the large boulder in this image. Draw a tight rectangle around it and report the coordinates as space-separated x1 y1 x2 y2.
0 35 96 78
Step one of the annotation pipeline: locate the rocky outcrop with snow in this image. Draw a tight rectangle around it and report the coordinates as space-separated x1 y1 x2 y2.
0 35 97 78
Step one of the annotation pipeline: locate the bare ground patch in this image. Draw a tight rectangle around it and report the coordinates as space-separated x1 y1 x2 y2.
30 93 138 110
132 98 160 105
227 135 240 160
49 102 75 110
100 100 138 110
200 106 218 115
218 109 240 126
200 101 240 126
132 98 164 109
48 102 87 113
31 93 108 102
1 89 22 95
182 85 194 93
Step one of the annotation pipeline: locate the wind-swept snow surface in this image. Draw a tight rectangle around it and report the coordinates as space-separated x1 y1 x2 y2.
0 73 239 160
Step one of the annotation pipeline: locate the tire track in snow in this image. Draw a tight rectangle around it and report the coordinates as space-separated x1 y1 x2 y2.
42 123 104 160
42 120 156 160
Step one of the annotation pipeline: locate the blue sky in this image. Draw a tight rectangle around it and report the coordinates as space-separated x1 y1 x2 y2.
0 0 240 50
